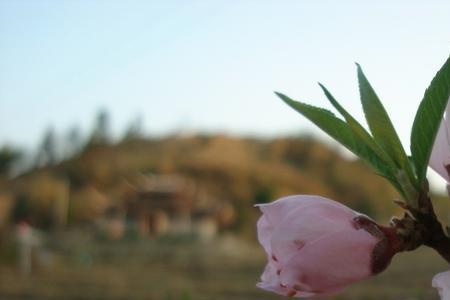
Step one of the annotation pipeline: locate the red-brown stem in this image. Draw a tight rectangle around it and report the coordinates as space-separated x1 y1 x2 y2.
425 234 450 263
391 184 450 263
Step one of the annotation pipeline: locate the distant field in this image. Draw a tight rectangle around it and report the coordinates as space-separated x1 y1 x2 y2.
0 235 445 300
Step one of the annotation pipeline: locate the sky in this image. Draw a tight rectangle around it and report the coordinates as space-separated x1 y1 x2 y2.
1 0 450 187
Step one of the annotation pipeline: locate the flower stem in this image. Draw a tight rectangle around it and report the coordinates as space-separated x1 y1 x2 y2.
394 183 450 263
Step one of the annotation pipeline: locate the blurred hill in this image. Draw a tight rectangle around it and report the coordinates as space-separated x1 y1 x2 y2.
0 134 402 240
3 134 448 300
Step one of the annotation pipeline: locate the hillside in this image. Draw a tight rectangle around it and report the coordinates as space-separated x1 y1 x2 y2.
0 134 403 239
3 134 447 300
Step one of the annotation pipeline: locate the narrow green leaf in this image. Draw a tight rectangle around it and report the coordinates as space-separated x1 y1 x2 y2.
318 83 395 167
357 64 409 167
357 65 420 200
276 92 400 190
411 55 450 184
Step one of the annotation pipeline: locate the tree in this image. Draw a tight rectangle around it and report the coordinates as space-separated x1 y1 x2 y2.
64 126 83 158
90 109 111 145
0 146 21 176
123 115 144 141
35 127 57 167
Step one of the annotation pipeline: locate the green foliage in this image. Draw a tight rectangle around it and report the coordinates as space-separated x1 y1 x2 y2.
277 58 450 205
411 55 450 185
356 65 409 168
318 83 394 167
276 92 404 196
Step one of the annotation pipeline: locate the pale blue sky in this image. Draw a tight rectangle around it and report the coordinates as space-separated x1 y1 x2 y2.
1 1 450 161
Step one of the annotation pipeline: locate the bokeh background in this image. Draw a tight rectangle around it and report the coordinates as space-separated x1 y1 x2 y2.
1 1 450 299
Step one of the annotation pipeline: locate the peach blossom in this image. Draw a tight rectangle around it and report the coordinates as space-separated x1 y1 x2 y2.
256 195 393 298
433 270 450 300
430 100 450 183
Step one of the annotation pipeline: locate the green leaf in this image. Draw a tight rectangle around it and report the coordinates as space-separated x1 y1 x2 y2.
411 55 450 184
318 83 395 167
276 92 400 190
356 64 415 186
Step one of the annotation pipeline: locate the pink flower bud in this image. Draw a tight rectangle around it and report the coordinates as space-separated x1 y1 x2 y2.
430 101 450 183
256 195 396 298
433 270 450 300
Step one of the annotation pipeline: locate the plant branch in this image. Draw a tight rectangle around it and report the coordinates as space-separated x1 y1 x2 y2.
391 182 450 263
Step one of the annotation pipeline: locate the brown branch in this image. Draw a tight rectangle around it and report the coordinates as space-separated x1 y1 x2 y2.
391 182 450 263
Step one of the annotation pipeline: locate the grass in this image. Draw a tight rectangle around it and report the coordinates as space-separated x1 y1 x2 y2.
0 234 445 300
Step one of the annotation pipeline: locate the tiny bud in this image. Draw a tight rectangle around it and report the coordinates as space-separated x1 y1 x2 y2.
393 199 408 210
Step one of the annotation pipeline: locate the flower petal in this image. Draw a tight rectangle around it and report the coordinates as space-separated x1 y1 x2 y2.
430 98 450 182
279 227 377 295
268 197 357 265
256 214 273 256
257 195 354 227
430 116 450 182
257 262 285 295
433 270 450 300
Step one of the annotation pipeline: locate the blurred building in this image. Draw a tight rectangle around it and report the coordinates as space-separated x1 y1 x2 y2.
125 174 235 240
